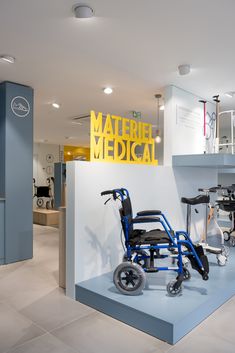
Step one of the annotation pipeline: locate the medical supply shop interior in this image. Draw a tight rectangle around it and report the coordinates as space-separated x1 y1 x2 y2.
1 1 235 352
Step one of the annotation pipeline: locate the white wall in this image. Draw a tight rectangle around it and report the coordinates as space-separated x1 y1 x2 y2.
33 143 62 185
164 86 216 165
66 161 217 298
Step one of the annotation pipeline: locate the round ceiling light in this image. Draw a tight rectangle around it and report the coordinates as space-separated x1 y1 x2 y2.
73 4 94 18
178 64 191 76
103 87 113 95
52 103 60 109
0 55 15 64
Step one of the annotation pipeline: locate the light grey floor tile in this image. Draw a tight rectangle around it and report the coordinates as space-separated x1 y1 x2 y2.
0 226 59 310
183 297 235 345
20 287 95 332
0 302 45 353
167 333 235 353
6 333 79 353
167 297 235 353
52 312 170 353
0 265 57 311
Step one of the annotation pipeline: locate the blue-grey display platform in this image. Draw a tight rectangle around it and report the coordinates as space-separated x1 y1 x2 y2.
76 249 235 345
172 153 235 168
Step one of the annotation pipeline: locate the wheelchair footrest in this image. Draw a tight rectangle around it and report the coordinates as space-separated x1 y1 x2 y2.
187 245 209 276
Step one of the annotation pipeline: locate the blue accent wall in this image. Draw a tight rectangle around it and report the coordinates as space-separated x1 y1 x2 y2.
0 84 6 198
0 81 33 263
54 162 66 209
0 201 5 264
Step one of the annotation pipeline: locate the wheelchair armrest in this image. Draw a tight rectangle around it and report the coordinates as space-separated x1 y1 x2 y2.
132 216 160 224
137 210 162 216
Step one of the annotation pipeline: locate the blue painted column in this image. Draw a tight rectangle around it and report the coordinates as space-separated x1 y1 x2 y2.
54 162 66 209
0 81 33 263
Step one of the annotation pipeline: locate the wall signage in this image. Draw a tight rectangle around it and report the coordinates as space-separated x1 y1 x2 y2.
90 111 158 165
132 111 141 119
176 105 201 130
11 96 30 118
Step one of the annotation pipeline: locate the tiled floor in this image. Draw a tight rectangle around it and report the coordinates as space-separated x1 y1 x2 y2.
0 225 235 353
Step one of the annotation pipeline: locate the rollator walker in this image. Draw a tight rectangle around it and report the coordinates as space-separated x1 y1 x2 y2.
101 188 209 297
216 184 235 246
181 188 229 266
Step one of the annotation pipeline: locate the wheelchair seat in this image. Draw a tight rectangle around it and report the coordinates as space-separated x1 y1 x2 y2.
129 229 173 245
119 194 173 246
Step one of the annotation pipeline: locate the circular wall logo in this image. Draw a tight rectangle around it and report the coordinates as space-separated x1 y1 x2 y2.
11 96 30 117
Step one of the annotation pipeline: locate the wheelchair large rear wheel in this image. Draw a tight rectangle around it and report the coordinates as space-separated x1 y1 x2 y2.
113 262 146 295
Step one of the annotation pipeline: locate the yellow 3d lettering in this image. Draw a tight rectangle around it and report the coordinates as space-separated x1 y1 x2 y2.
90 110 158 165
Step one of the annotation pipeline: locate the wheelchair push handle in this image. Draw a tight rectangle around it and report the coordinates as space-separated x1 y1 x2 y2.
101 190 115 197
101 188 128 202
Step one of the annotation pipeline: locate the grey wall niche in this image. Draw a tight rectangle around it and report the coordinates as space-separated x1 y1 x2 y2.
0 81 33 264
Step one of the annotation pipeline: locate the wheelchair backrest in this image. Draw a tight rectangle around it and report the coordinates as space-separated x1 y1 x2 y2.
36 186 50 198
119 196 134 235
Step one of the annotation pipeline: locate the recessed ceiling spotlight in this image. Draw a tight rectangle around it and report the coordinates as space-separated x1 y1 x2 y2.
73 4 94 18
155 135 162 144
52 103 60 109
178 64 191 76
0 55 15 64
103 87 113 95
224 92 235 98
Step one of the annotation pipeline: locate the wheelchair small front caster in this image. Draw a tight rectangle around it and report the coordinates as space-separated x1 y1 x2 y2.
223 231 230 242
113 262 146 296
166 280 182 297
230 237 235 247
202 272 209 281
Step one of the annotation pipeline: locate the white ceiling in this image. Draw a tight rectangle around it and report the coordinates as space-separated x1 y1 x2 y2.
1 0 235 146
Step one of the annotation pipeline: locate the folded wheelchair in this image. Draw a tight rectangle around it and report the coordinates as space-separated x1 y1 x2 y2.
33 177 54 209
101 188 209 296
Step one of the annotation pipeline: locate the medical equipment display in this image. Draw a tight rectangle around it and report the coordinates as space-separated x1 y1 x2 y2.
216 184 235 246
33 177 55 209
218 110 235 154
101 188 209 297
181 189 229 266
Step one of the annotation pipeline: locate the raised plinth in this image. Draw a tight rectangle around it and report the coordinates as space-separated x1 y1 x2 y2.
76 249 235 344
172 153 235 168
33 208 59 226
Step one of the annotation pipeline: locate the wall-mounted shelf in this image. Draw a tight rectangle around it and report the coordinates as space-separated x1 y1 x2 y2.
172 153 235 168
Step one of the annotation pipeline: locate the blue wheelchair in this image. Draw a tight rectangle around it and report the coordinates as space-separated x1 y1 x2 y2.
101 188 209 296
